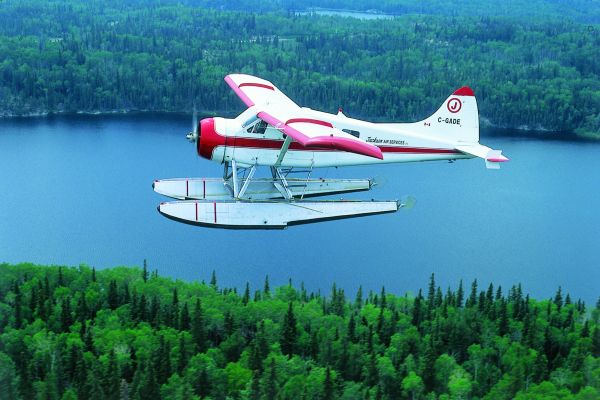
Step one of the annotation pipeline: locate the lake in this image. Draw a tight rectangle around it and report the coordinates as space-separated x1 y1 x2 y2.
1 114 598 303
295 9 397 20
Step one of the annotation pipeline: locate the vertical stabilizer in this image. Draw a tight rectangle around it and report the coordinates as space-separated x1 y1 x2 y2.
422 87 479 143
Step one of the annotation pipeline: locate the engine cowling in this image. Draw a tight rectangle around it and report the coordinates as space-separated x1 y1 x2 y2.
197 117 225 161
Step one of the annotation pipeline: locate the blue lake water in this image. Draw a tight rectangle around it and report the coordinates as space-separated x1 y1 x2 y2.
0 114 599 303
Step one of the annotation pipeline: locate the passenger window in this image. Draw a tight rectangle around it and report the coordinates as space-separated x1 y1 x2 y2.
247 120 268 134
342 129 360 138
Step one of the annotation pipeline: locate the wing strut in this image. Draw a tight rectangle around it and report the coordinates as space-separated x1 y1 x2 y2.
274 135 293 167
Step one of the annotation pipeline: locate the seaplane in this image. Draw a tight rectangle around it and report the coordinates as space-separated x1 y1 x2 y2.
153 74 508 229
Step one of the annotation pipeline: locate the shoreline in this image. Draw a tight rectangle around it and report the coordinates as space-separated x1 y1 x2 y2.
0 109 593 142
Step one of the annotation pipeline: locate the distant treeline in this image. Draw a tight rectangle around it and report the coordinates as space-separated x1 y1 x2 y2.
0 262 599 399
0 1 598 139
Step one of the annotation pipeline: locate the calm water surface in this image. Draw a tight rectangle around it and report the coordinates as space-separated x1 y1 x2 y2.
1 115 598 302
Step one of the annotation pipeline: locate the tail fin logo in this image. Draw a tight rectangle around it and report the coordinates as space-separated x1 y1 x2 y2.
447 98 462 113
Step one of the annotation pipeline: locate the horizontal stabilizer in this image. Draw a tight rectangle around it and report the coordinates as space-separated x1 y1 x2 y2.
455 144 509 169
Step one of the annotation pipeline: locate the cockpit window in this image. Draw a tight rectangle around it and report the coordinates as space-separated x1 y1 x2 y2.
342 129 360 138
247 120 268 134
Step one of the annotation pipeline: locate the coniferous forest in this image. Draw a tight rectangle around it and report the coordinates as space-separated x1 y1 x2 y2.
0 263 599 399
0 0 599 138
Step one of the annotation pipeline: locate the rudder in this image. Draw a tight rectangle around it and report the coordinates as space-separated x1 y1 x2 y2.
423 86 479 143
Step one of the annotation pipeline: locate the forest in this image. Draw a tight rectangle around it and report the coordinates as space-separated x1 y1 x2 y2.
0 262 599 399
0 0 598 139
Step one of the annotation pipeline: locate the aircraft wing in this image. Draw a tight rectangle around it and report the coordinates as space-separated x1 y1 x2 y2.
225 74 383 159
224 74 298 109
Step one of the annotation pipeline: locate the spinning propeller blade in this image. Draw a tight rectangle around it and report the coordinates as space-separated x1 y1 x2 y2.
186 104 199 143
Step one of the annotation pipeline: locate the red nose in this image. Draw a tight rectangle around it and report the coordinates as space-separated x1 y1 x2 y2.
197 117 224 160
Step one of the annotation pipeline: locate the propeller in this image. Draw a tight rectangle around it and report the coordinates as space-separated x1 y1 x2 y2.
186 105 199 143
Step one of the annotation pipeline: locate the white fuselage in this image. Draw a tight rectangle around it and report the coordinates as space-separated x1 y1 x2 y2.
208 107 471 168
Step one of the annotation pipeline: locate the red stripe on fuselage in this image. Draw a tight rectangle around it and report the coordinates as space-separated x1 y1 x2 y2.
223 136 458 154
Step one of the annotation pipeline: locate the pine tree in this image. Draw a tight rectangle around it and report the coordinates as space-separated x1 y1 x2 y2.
486 283 494 310
191 298 206 352
427 273 435 315
91 267 96 282
154 335 172 385
86 363 105 400
380 286 386 310
180 302 191 330
177 334 188 374
249 371 261 400
592 326 600 357
310 330 319 360
60 297 73 332
210 270 217 289
580 320 590 338
434 287 443 308
29 284 38 321
137 294 148 322
264 358 277 399
263 275 270 297
12 282 22 329
300 281 308 303
242 282 250 305
104 349 120 400
149 296 160 327
122 282 130 304
412 289 423 328
498 298 509 336
141 361 161 400
421 337 436 391
84 323 95 354
58 266 65 287
77 292 89 322
467 279 478 308
170 288 180 329
554 287 563 312
456 280 464 308
224 311 235 337
107 279 119 310
355 285 363 309
323 366 334 400
281 302 297 357
142 259 148 282
364 352 378 386
348 314 356 343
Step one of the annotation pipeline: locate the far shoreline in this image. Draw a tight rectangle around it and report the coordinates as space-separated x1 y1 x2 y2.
0 109 595 142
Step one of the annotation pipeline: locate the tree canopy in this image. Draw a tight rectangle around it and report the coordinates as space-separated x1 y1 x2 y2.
0 0 598 139
1 262 599 399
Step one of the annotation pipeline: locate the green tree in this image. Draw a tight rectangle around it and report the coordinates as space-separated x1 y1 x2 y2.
0 352 20 400
142 259 148 283
107 279 119 310
191 298 206 352
402 371 424 400
280 302 297 357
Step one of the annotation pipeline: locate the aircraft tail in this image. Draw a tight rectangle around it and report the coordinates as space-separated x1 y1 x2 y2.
422 86 479 143
420 87 508 169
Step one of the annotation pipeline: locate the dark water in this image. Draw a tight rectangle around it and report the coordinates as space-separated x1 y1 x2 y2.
1 114 599 303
